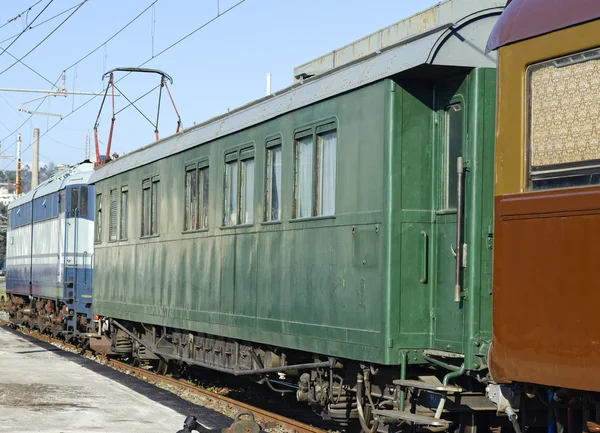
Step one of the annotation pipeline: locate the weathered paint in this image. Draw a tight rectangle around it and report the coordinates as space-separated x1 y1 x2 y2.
294 0 504 80
486 0 600 52
493 19 600 197
93 68 497 367
490 18 600 388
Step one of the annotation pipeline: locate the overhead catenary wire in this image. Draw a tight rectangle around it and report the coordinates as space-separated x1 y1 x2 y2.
0 0 54 62
3 0 248 171
0 0 161 154
0 2 84 46
0 1 88 76
0 0 44 31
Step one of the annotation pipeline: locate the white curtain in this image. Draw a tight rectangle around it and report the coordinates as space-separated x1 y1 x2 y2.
200 168 209 228
226 161 238 225
297 137 313 218
271 147 282 220
242 159 254 223
320 131 336 216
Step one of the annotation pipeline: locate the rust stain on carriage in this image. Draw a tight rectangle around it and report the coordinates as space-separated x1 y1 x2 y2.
487 0 600 52
490 186 600 391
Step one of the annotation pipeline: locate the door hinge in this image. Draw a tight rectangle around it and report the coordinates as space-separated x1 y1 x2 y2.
486 235 493 250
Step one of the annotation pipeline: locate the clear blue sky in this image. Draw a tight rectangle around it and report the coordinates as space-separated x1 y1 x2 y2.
0 0 439 169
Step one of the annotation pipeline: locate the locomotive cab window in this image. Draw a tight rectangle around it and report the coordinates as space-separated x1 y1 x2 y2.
80 186 88 218
444 103 463 209
184 161 209 231
293 124 337 219
70 188 79 216
527 47 600 190
223 147 254 226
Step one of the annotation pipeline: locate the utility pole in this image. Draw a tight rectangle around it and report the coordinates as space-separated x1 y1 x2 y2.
32 128 39 189
16 134 21 195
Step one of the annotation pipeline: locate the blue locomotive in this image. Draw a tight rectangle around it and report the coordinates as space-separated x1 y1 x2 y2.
5 161 95 337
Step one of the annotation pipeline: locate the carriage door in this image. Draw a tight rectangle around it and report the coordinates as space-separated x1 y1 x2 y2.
433 77 469 353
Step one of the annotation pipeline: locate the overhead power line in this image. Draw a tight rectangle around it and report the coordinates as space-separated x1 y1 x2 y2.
0 3 84 46
2 0 248 170
0 1 88 76
0 0 44 31
0 0 160 152
0 0 54 62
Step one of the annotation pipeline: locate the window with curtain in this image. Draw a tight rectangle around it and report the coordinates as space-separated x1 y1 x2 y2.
223 147 254 226
151 180 159 235
241 158 254 224
317 131 336 216
141 181 151 236
527 47 600 190
184 168 198 231
120 187 128 240
184 165 209 230
294 127 337 218
294 136 314 218
265 145 282 221
199 167 209 229
224 160 238 226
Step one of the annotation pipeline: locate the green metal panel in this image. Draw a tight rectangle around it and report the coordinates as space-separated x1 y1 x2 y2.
93 70 497 367
95 82 389 364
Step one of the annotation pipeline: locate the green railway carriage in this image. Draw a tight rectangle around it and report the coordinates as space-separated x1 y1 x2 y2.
90 0 504 428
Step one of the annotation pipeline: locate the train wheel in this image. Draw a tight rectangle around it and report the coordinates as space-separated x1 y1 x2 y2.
155 359 169 375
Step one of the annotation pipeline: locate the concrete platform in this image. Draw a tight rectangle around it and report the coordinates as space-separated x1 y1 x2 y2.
0 325 231 433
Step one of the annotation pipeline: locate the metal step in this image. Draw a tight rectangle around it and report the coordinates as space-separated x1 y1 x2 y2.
372 410 452 426
393 379 462 393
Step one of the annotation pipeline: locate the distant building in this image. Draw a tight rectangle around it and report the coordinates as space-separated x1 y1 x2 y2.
0 194 15 206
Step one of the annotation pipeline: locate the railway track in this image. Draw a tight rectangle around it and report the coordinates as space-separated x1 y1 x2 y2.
1 322 329 433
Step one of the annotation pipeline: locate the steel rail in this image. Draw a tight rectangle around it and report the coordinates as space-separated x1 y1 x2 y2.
0 322 327 433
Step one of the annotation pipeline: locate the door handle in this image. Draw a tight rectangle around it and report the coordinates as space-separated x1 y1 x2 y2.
420 231 428 284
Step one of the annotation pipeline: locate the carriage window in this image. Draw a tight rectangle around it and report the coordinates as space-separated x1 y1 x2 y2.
95 193 102 242
316 131 336 216
200 167 209 229
109 188 118 241
265 145 282 221
224 160 238 226
445 103 463 209
70 188 79 215
120 187 128 240
142 181 151 236
185 165 209 230
294 128 337 218
240 158 254 224
185 168 198 230
528 48 600 190
151 180 159 235
294 136 314 218
80 186 88 218
223 147 254 226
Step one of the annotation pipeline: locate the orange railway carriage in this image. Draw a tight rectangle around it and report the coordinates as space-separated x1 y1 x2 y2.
488 0 600 391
